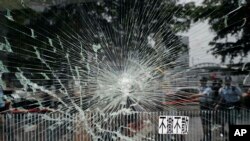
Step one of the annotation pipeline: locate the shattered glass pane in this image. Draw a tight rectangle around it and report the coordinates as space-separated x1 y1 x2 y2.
0 0 249 140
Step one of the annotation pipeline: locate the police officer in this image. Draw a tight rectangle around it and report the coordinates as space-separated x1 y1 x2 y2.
215 76 242 137
191 77 213 109
191 77 213 141
215 76 242 110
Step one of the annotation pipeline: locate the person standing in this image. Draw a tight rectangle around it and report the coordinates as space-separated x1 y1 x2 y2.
191 77 213 141
215 76 242 111
211 79 223 132
211 79 223 107
215 76 242 137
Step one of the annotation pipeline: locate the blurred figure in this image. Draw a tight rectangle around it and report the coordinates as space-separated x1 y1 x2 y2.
0 85 5 109
199 77 213 109
215 76 242 137
216 76 242 110
0 85 11 112
191 77 213 141
211 79 223 130
242 88 250 109
211 79 223 107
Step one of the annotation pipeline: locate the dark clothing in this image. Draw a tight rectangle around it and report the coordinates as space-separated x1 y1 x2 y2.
199 86 213 141
220 101 241 109
200 110 212 141
243 96 250 109
211 85 221 106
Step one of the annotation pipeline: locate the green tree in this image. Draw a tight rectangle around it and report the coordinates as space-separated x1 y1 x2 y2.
192 0 250 63
1 0 194 74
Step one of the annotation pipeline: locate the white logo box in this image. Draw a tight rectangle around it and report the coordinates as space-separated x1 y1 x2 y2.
159 116 189 134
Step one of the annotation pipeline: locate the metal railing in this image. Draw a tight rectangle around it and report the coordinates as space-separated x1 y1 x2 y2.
0 110 250 141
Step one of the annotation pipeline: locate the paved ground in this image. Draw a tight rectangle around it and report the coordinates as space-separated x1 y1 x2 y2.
186 116 227 141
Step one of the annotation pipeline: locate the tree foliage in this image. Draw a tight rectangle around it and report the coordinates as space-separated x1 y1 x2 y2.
192 0 250 63
0 0 195 88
